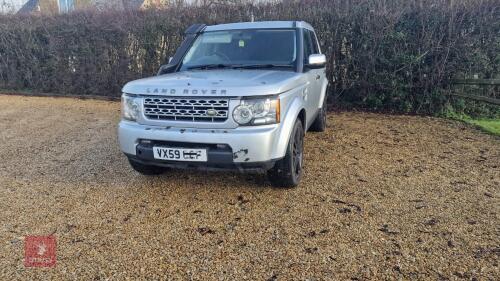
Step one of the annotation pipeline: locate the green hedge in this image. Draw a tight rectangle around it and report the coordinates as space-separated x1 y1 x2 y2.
0 0 498 114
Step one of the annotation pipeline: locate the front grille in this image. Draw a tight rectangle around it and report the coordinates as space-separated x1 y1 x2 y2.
143 97 229 122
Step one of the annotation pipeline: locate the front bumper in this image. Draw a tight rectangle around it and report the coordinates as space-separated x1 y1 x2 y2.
118 121 287 170
126 154 277 173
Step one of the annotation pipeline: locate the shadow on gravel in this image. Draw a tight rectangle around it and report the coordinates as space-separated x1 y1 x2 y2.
153 169 272 189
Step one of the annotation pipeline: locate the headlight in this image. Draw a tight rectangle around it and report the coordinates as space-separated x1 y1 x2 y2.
233 97 280 126
121 94 141 121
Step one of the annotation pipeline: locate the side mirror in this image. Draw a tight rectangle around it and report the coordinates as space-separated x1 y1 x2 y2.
307 54 327 69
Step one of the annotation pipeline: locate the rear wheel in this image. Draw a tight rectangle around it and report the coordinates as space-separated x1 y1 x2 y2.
128 158 165 175
309 97 327 132
267 119 304 188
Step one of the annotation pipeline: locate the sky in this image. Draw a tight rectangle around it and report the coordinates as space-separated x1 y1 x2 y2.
0 0 26 13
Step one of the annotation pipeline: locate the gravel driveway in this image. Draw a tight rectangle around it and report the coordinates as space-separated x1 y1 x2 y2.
0 95 498 280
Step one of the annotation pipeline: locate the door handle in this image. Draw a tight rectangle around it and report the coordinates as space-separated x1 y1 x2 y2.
316 75 321 80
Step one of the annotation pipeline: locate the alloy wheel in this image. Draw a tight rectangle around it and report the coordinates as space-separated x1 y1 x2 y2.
292 127 304 177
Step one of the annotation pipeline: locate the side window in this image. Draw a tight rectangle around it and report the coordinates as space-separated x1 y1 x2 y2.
309 30 320 54
303 29 313 64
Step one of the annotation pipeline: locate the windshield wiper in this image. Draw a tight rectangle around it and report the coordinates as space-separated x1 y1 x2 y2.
187 64 234 70
232 64 294 70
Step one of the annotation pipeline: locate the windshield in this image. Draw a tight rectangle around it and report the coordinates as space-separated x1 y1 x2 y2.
180 29 297 71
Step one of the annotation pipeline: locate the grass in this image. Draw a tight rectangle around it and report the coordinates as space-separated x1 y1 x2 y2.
465 119 500 136
443 110 500 136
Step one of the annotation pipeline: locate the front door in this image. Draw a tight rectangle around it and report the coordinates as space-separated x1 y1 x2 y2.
302 29 324 128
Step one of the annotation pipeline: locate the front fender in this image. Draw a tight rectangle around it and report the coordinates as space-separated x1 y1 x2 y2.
318 76 329 108
271 87 307 159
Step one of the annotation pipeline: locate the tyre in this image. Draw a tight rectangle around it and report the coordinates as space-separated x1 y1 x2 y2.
267 119 304 188
128 158 165 175
309 96 327 132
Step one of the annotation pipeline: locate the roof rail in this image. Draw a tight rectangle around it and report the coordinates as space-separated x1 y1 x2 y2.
185 24 207 35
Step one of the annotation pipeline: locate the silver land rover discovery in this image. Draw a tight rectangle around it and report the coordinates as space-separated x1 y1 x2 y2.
118 21 328 187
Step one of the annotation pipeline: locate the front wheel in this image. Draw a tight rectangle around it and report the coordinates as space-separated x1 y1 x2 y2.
267 119 304 188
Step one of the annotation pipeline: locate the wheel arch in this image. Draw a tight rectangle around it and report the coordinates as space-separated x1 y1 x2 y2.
272 95 307 159
297 108 306 132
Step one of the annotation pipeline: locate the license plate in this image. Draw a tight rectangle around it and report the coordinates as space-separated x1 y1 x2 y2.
153 147 208 162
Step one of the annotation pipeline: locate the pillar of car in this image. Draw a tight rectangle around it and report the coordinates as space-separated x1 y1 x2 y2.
157 24 207 75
